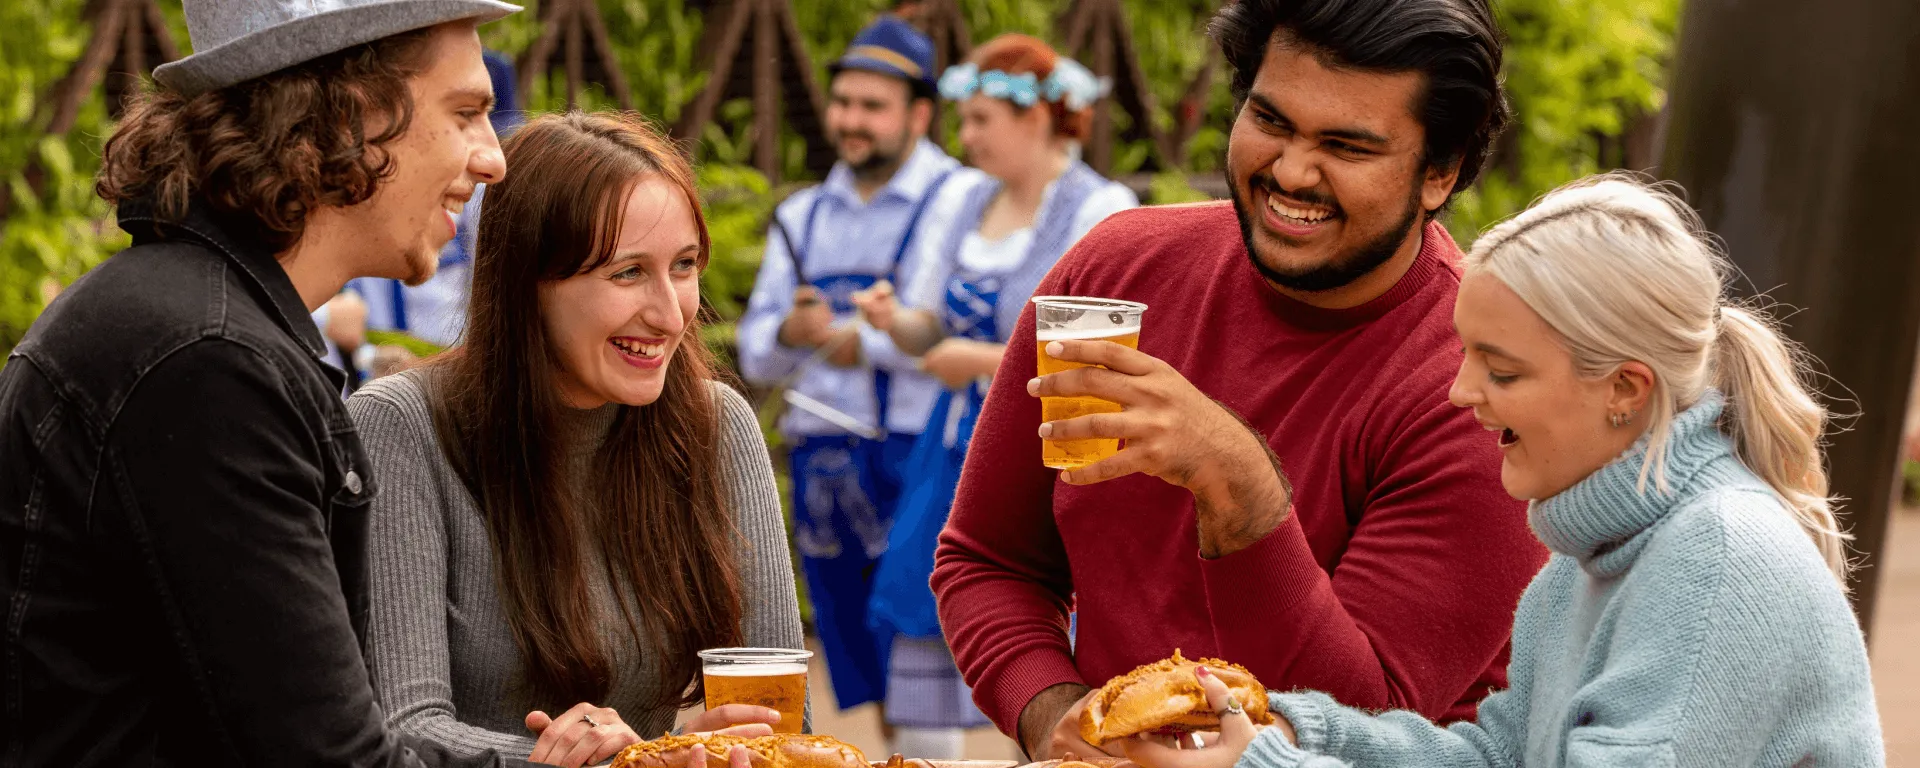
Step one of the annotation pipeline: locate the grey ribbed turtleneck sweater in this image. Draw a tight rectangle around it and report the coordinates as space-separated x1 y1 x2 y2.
346 370 804 759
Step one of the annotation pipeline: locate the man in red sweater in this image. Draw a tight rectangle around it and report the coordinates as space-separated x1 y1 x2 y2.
929 0 1548 759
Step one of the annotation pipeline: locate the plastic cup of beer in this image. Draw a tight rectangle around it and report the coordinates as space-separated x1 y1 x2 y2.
698 648 811 734
1032 296 1147 470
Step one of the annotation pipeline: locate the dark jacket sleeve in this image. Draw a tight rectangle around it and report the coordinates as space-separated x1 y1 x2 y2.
103 339 525 768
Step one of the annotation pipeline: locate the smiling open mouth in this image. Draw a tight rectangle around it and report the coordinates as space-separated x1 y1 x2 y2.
1499 428 1520 448
611 338 664 360
1267 194 1338 226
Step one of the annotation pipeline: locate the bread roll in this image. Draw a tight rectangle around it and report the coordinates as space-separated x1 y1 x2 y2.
1079 650 1274 746
612 734 866 768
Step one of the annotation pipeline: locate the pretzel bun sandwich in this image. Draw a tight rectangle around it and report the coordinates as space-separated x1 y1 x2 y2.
1079 650 1275 746
611 734 868 768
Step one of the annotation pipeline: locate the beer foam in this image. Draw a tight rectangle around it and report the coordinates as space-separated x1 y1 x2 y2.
704 663 808 676
1038 326 1139 341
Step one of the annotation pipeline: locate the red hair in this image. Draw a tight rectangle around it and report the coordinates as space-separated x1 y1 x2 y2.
966 34 1094 140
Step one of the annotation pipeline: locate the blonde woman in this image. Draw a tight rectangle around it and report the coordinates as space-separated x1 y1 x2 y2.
1122 175 1883 768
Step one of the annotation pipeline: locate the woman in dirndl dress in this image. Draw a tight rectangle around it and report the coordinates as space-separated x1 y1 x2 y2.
852 33 1138 759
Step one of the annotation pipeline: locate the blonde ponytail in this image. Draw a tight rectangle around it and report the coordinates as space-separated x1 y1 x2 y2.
1713 305 1850 581
1466 172 1850 586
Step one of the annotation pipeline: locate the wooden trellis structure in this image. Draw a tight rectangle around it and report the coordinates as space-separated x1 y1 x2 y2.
518 0 632 110
1057 0 1173 175
1167 48 1219 168
671 0 835 183
50 0 177 128
660 0 1218 182
1 0 176 223
916 0 973 78
912 0 971 127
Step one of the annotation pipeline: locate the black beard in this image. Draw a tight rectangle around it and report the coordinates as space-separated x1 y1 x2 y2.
851 148 903 181
835 127 913 184
1229 170 1424 293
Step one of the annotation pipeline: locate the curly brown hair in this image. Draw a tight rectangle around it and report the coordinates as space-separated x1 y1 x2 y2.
97 28 438 252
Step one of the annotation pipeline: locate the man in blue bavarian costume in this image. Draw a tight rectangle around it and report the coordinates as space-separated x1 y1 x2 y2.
737 15 974 723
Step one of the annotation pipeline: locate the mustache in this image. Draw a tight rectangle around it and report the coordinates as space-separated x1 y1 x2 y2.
1251 173 1342 214
835 130 877 145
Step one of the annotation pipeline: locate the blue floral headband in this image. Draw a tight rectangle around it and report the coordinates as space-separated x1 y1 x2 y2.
937 57 1111 112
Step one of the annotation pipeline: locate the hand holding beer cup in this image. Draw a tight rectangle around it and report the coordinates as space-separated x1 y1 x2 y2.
1027 299 1291 558
698 648 811 735
681 704 781 736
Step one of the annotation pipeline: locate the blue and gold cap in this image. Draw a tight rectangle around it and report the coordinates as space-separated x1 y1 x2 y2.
830 16 937 96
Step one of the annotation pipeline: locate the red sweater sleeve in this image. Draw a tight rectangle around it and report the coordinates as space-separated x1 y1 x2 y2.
1200 394 1541 718
931 256 1082 736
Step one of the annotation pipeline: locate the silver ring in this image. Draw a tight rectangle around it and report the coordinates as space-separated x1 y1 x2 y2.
582 713 601 728
1221 695 1245 718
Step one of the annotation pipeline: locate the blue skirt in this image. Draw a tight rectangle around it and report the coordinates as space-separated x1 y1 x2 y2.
868 385 992 728
790 432 915 710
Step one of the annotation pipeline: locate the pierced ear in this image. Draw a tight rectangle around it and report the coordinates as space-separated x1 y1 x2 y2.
1611 361 1656 414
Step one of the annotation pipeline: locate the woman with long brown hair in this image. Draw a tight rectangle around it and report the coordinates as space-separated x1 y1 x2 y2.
347 111 803 768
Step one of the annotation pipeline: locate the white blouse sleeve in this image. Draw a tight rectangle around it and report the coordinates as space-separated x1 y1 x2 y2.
900 168 991 311
1070 181 1141 243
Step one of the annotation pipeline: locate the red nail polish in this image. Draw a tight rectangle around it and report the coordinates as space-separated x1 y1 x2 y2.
1196 666 1211 679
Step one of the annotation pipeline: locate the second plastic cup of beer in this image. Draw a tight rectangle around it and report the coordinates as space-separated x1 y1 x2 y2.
698 648 811 734
1032 296 1147 470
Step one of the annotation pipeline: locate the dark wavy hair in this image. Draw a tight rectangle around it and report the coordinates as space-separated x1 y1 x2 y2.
1209 0 1509 200
427 111 742 709
96 28 437 251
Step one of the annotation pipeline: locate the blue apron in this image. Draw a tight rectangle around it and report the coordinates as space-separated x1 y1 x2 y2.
868 162 1106 641
784 170 952 710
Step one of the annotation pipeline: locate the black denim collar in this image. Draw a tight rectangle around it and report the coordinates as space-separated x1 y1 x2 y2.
117 197 328 359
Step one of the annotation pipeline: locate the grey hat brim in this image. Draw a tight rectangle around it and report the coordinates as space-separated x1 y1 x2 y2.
153 0 520 97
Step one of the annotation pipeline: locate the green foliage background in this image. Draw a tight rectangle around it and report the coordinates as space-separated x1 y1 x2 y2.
2 0 121 351
1 0 1681 631
1446 0 1680 242
4 0 1679 357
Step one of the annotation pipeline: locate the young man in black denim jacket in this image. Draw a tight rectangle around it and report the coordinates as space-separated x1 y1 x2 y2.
0 0 529 764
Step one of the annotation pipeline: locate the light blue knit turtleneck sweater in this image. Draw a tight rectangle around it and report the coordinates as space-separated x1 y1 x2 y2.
1240 392 1883 767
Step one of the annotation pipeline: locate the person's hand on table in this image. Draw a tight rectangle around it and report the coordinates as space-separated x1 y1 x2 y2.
1120 666 1294 768
1028 339 1291 558
681 704 781 736
526 702 642 768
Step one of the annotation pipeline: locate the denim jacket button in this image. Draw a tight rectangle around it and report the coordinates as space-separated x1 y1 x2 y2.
344 470 363 495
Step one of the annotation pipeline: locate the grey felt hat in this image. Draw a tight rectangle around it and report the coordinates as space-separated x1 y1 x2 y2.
153 0 521 97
